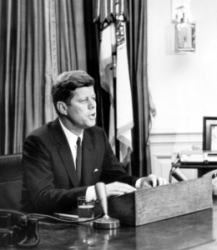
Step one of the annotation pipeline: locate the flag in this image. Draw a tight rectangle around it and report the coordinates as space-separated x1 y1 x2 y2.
98 0 134 164
116 14 134 164
99 21 116 153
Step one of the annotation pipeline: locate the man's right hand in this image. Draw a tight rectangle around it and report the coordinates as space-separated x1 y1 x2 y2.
106 182 136 197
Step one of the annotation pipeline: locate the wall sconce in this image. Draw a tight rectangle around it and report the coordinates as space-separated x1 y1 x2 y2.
175 18 195 52
171 0 195 52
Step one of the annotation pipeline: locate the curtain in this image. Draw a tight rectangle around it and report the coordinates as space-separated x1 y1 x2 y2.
0 0 30 155
0 0 100 155
128 0 152 177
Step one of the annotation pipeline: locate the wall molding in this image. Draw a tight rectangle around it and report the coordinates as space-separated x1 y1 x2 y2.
149 131 200 180
149 131 202 145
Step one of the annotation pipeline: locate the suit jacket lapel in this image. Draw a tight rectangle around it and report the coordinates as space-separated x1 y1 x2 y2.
81 129 94 186
52 119 79 187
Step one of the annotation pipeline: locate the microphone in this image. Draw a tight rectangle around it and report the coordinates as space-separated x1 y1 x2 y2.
93 182 120 229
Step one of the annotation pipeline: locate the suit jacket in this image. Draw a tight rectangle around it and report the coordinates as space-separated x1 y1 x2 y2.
21 118 138 214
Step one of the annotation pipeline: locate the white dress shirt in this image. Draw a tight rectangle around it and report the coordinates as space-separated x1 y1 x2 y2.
59 119 96 200
59 119 83 169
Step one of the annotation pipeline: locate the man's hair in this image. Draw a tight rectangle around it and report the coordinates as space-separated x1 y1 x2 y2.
51 70 95 115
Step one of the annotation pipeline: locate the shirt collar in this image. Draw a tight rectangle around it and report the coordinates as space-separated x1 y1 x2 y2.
59 119 83 145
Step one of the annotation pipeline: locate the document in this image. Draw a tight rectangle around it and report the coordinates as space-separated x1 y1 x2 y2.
179 150 217 164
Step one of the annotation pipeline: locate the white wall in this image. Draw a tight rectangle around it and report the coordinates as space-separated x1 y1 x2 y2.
148 0 217 180
148 0 217 134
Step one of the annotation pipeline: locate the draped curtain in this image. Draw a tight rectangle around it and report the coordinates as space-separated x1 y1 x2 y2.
0 0 100 155
127 0 151 177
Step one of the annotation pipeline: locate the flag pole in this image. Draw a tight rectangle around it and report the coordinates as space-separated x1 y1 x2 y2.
112 54 119 160
114 0 120 160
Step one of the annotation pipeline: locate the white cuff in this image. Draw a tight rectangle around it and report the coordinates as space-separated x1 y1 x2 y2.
85 186 97 202
135 178 142 189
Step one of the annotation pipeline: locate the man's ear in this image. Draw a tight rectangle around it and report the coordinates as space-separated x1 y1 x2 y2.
57 101 68 115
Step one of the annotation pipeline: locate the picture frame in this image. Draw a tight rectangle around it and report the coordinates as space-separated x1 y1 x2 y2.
210 125 217 151
203 117 217 151
175 22 195 52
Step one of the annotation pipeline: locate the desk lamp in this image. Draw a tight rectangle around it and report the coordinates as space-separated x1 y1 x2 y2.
93 182 120 229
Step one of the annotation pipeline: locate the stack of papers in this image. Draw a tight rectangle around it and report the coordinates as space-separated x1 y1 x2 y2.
179 150 217 164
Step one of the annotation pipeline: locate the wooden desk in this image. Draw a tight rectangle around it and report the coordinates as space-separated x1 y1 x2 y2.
2 199 217 250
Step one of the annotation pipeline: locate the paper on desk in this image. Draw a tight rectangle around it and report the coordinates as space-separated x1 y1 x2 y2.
180 150 217 163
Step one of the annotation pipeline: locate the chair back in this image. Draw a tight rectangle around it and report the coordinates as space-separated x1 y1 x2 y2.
0 154 23 210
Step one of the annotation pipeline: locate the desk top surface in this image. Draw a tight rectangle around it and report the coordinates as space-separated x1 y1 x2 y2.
3 199 217 250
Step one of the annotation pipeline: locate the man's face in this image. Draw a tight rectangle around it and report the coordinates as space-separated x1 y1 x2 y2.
65 86 97 133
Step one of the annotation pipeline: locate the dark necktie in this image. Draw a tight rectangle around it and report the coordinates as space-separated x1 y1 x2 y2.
76 137 82 184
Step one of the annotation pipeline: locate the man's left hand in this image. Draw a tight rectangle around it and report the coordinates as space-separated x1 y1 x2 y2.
140 174 168 189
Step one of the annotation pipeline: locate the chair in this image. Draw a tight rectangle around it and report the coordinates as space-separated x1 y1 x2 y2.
0 154 23 210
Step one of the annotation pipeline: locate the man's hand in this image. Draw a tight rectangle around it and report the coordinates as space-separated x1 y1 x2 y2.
106 182 136 197
140 174 168 189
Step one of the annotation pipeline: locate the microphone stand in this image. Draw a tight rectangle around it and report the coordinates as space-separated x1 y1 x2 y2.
93 182 120 229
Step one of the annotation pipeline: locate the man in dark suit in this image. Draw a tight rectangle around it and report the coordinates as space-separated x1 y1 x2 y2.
21 70 167 214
